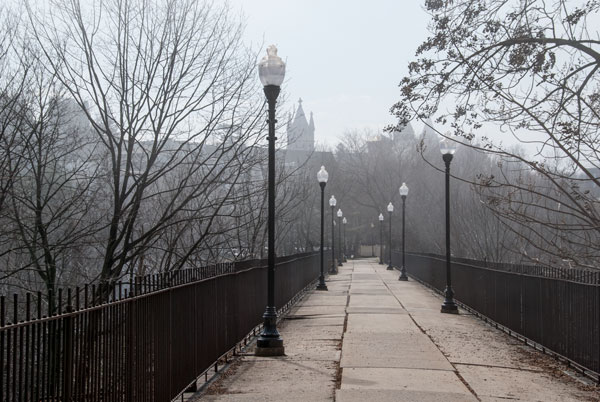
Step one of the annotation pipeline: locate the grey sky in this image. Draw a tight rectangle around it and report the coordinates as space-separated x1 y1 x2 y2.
228 0 430 148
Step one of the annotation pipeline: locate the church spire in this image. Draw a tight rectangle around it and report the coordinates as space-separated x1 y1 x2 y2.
286 97 315 152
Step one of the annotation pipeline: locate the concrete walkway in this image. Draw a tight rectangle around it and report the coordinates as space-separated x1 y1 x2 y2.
195 259 600 401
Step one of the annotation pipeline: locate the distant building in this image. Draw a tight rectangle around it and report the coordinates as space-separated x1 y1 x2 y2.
366 122 416 154
283 98 334 168
287 99 314 152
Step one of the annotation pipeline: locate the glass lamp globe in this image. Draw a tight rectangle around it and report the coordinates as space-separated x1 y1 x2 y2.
329 195 336 207
379 213 384 221
399 183 409 197
337 209 343 218
440 133 457 155
387 202 394 213
258 45 286 87
317 166 328 183
343 217 347 224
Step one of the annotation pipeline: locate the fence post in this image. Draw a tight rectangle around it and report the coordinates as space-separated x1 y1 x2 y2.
63 304 74 401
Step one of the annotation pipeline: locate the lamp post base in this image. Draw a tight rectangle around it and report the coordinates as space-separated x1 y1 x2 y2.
441 286 458 314
398 269 408 281
386 265 393 270
441 301 459 314
256 308 285 356
316 282 328 291
255 338 285 356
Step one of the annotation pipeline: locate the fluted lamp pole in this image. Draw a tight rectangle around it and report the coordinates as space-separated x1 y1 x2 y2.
317 166 329 291
329 195 338 274
342 217 347 262
440 135 459 314
337 209 343 267
378 213 384 264
399 183 409 281
256 45 286 356
386 203 394 269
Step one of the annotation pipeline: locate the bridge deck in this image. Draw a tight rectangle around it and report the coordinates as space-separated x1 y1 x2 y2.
193 258 599 401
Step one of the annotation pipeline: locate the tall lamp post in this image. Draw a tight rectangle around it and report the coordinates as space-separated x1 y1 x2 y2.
378 213 384 264
342 217 347 262
370 223 375 257
386 203 394 270
440 136 459 314
399 183 409 281
256 45 286 355
317 166 329 291
337 209 343 267
329 195 338 274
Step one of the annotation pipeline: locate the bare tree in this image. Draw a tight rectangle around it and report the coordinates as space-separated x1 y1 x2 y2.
391 0 600 267
27 0 269 285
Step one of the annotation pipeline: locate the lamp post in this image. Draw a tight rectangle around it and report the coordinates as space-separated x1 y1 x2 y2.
342 217 347 262
370 223 375 257
329 195 338 274
440 136 459 314
399 183 409 281
337 209 343 267
256 45 286 355
317 166 329 291
378 213 384 264
386 203 394 270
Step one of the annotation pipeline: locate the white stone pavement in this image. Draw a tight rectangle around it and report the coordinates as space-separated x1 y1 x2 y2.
194 258 599 401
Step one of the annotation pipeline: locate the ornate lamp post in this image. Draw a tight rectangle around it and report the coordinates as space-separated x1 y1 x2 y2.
317 166 329 291
342 217 347 262
256 45 286 355
337 209 343 267
440 136 459 314
378 213 384 264
399 183 409 281
329 195 338 274
386 202 394 270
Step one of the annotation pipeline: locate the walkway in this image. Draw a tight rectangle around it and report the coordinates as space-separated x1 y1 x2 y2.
194 259 600 401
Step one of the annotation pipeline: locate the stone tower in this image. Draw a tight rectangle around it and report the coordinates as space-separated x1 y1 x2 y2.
287 99 315 152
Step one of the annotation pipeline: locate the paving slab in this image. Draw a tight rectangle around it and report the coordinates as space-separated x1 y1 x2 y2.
340 367 472 395
345 313 415 333
201 359 336 401
347 294 399 308
340 331 454 370
345 306 404 314
336 389 478 402
458 364 596 402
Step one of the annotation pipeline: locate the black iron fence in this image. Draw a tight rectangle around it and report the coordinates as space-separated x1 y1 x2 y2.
390 251 600 378
0 252 322 401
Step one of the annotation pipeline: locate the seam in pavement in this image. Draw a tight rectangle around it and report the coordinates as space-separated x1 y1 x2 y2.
373 263 482 402
334 262 353 400
453 361 545 373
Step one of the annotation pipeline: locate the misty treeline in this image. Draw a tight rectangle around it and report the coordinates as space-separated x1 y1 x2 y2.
0 0 315 301
387 0 600 269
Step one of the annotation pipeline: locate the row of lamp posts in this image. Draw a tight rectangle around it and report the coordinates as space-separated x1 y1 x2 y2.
376 138 458 314
255 44 460 356
376 183 409 281
317 165 350 292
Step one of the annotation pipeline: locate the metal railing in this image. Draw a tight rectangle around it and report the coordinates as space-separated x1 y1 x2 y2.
0 252 322 401
391 251 600 379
